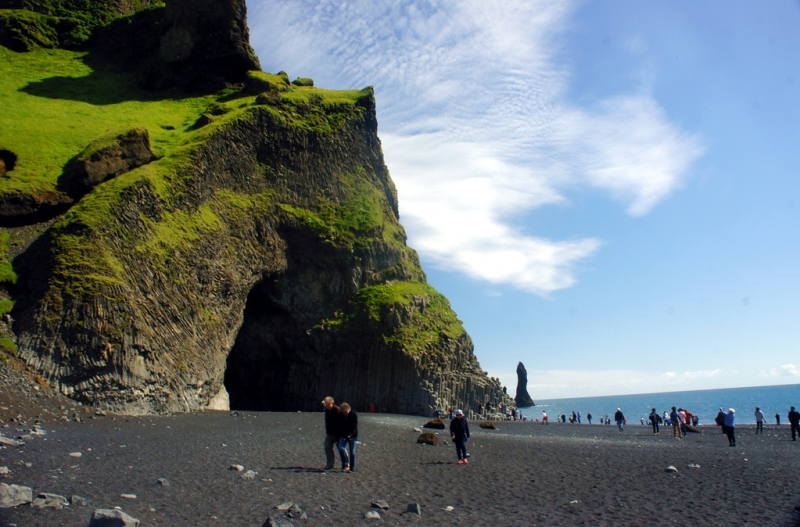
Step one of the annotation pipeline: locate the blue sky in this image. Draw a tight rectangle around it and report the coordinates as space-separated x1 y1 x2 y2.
249 0 800 398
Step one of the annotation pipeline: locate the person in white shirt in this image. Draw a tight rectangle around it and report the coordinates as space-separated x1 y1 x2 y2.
754 406 765 434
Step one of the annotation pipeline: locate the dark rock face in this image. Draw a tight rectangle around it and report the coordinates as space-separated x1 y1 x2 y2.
59 128 157 199
136 0 260 90
0 190 73 227
514 361 535 407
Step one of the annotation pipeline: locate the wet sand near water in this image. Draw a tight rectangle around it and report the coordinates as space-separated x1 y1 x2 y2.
2 411 800 526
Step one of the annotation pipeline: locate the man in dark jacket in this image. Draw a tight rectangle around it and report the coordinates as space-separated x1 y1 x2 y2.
450 409 470 464
788 406 800 441
322 396 341 470
337 402 359 472
649 408 661 435
614 408 625 431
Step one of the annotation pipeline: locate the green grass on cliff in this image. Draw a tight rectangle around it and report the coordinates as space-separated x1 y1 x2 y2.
0 232 17 285
324 281 466 358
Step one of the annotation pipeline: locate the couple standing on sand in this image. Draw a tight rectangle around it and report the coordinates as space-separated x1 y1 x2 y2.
322 396 358 472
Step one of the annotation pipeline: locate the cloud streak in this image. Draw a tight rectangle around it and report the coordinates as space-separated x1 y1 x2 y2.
250 0 704 294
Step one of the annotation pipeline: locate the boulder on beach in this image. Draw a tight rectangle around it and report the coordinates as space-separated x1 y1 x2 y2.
423 418 446 429
417 432 439 446
479 421 497 429
0 483 33 508
685 425 701 434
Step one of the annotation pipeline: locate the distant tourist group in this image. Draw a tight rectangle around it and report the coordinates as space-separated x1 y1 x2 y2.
531 404 800 447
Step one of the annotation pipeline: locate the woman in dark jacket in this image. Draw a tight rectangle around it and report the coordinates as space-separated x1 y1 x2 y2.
337 403 358 472
450 409 470 464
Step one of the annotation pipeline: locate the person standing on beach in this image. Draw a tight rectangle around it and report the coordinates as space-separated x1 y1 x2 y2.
716 407 727 434
723 408 736 447
614 408 625 431
754 407 765 435
788 406 800 441
670 407 682 439
450 409 470 464
776 413 781 426
587 412 592 425
322 396 341 470
649 408 661 435
542 411 548 425
678 408 687 436
337 402 358 472
577 411 582 424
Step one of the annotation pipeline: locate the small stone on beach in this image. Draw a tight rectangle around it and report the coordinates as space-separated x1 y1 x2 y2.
88 508 140 527
157 478 170 486
242 470 257 479
365 510 381 520
443 506 454 512
406 503 422 515
120 493 137 499
31 492 68 510
230 464 244 471
665 466 678 473
69 452 82 458
372 499 389 509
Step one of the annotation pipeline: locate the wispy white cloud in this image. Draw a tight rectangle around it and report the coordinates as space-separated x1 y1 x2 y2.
249 0 704 294
759 364 800 378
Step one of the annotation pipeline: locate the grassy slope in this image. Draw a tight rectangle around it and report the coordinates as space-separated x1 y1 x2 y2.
0 45 465 359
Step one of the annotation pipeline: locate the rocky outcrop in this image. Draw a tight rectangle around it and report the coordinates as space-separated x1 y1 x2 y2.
3 0 514 417
58 128 157 199
514 361 534 407
0 190 72 227
11 87 513 416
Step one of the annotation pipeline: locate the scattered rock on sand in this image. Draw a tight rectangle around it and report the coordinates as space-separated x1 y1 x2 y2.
406 503 422 515
416 432 438 446
479 421 497 429
230 464 244 471
88 508 140 526
665 466 678 473
688 463 700 469
365 510 381 520
69 452 82 458
0 483 33 508
157 478 170 486
413 427 422 433
0 466 8 475
423 418 445 429
31 492 69 509
371 499 389 509
275 502 295 511
262 517 293 527
71 495 87 506
242 470 257 479
120 493 137 499
0 435 24 447
443 506 454 512
286 503 307 519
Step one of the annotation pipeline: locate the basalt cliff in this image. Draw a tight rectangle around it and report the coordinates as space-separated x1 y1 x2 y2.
0 0 513 416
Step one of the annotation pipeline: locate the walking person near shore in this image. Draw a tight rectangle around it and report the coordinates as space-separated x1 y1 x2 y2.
723 408 736 447
542 411 548 425
776 412 781 426
670 407 682 439
587 412 592 425
614 408 625 431
322 396 341 470
450 409 470 464
789 406 800 441
337 402 358 472
754 407 765 435
649 408 661 435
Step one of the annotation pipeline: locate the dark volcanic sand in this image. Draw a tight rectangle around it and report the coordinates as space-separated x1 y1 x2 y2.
2 406 800 526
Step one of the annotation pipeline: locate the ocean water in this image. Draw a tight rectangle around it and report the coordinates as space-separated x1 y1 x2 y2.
520 383 800 425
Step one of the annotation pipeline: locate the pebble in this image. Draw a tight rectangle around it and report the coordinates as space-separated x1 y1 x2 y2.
71 495 87 506
687 463 701 468
0 483 33 508
157 478 170 486
365 510 381 520
443 506 454 512
230 464 244 471
371 499 389 509
88 508 140 526
406 503 422 515
0 435 24 447
0 466 8 475
31 492 69 510
120 493 137 499
263 517 293 527
242 470 257 479
665 466 678 473
69 452 82 458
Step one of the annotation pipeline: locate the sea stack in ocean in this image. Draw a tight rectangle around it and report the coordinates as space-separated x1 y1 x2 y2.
514 362 535 407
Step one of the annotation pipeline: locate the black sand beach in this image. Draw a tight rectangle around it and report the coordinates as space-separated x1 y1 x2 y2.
2 368 800 526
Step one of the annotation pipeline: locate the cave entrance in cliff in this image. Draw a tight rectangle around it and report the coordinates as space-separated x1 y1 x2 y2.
223 278 320 412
